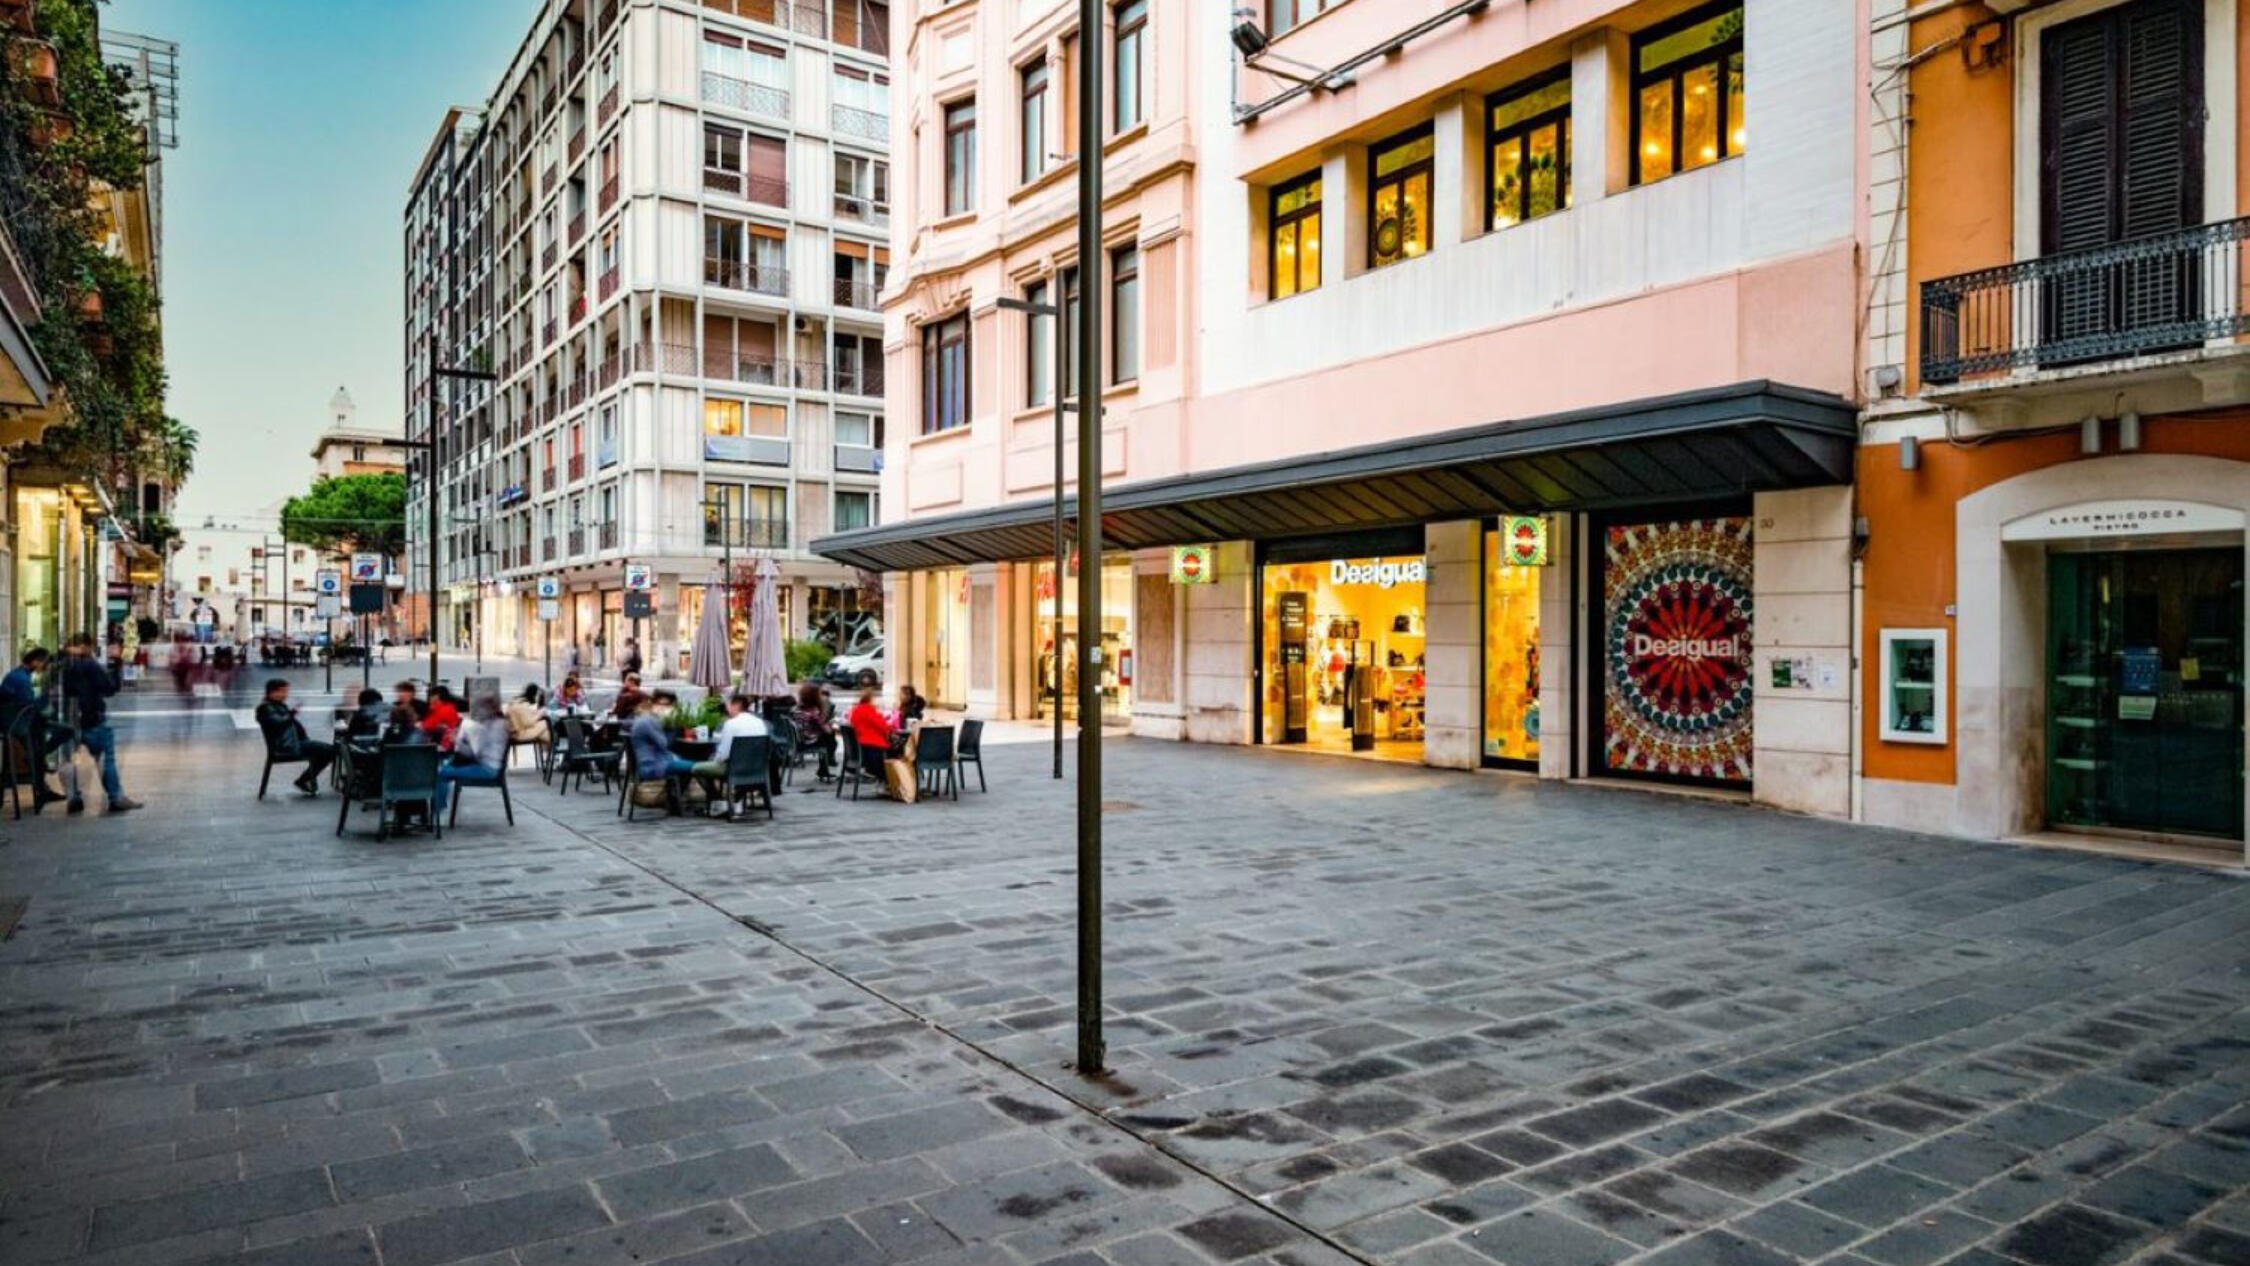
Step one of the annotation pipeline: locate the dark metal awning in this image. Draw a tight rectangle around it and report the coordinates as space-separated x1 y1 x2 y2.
813 380 1855 573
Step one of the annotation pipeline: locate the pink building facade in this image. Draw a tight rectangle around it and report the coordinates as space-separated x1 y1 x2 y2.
831 0 1869 816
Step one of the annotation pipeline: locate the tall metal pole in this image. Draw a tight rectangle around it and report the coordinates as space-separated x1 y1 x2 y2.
1073 0 1106 1077
425 329 441 690
1053 296 1066 782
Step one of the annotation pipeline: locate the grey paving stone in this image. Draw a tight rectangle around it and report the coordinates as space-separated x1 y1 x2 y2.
605 1089 775 1146
594 1143 799 1219
1729 1199 1865 1259
1465 1205 1636 1266
663 1216 887 1266
832 1099 1010 1162
192 1061 380 1110
1798 1166 1956 1230
1172 1209 1300 1261
330 1135 530 1201
1991 1204 2150 1266
1638 1228 1799 1266
89 1169 334 1252
374 1183 612 1266
1853 1209 1995 1266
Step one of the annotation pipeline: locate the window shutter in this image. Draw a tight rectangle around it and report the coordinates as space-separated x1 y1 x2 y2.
2118 0 2200 243
2042 16 2119 257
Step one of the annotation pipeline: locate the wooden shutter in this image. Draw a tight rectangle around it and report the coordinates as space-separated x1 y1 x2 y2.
2118 0 2200 241
2042 13 2120 257
2042 0 2201 254
747 135 786 186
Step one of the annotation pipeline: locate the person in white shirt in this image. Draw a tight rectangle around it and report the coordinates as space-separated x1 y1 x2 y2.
693 694 770 817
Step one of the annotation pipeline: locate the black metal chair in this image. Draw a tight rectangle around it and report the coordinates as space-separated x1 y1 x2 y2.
335 743 379 837
834 730 872 800
447 759 514 827
0 703 43 820
376 744 442 841
723 736 774 820
554 717 620 796
255 718 316 800
767 715 800 786
913 725 958 802
957 718 988 793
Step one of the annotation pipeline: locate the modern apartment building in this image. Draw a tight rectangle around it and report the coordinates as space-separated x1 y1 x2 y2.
1857 0 2250 860
405 0 893 674
821 0 1867 819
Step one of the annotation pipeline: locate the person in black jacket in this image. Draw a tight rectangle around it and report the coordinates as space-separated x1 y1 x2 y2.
255 679 335 795
58 633 139 814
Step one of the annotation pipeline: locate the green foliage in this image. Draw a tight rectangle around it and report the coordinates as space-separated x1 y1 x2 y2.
785 638 833 684
281 473 408 558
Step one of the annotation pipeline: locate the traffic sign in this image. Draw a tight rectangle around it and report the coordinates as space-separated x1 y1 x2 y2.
315 569 342 596
536 577 562 600
315 594 341 619
349 554 382 582
537 599 561 622
624 564 654 592
624 592 653 619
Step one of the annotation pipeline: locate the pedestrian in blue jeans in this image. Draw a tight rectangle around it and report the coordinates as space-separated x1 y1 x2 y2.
59 633 141 814
435 694 509 816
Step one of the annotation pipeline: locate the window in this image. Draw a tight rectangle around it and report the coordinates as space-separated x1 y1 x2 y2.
703 124 743 180
835 153 891 220
1489 69 1571 230
1631 2 1744 184
921 312 971 433
834 65 891 121
1114 0 1146 132
1267 0 1340 37
1269 172 1322 299
1111 246 1139 384
1025 279 1053 406
835 411 883 448
1369 124 1434 268
599 484 616 526
597 404 618 467
944 100 978 214
745 485 788 547
836 489 877 531
1020 59 1049 184
1060 266 1082 397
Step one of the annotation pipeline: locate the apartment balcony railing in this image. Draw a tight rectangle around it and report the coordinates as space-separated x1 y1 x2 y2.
701 71 790 120
599 174 618 212
599 521 618 549
834 443 880 474
515 543 531 568
833 195 889 229
598 82 620 124
598 352 622 386
833 277 881 310
568 453 586 482
1922 216 2250 385
598 265 620 301
542 535 557 561
703 170 790 209
568 127 585 164
567 373 587 408
833 362 885 398
569 526 586 555
569 210 586 243
831 104 887 143
707 354 785 386
569 293 588 324
542 318 559 346
541 164 558 195
704 257 789 297
699 0 826 37
660 342 699 375
792 359 829 391
540 84 559 118
541 241 558 272
541 466 557 492
703 167 742 196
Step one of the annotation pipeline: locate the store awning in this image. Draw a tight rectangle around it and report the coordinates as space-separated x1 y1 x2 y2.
812 380 1856 573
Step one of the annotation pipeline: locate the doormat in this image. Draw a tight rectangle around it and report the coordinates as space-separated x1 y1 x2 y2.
0 897 25 940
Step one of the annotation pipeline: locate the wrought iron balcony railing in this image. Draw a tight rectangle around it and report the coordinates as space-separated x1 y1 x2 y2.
1922 215 2250 384
598 83 619 124
598 265 620 301
599 522 619 549
833 277 881 310
833 362 885 398
831 104 887 143
704 257 789 297
702 71 790 121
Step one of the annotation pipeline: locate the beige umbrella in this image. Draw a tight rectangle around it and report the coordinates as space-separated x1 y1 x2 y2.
741 555 788 698
688 584 732 692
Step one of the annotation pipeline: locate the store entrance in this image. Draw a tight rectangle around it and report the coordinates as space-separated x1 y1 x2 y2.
1260 534 1428 762
2046 546 2244 841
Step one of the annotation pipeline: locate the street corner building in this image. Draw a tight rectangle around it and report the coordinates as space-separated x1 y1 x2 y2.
404 0 895 675
814 1 1870 822
1857 0 2250 860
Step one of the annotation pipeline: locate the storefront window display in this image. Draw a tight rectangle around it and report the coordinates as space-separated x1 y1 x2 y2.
1260 545 1427 759
921 568 971 709
1483 518 1546 767
1596 513 1754 786
15 488 57 650
1029 558 1132 723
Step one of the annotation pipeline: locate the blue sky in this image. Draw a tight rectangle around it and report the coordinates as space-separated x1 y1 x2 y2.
106 0 533 522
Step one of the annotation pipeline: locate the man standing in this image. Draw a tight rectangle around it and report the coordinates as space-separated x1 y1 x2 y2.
59 633 140 814
254 679 336 795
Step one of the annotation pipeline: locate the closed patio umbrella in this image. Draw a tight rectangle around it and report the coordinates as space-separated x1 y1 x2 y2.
688 584 732 692
741 554 788 698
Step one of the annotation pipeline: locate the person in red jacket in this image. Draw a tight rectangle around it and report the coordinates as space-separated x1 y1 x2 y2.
420 685 462 752
847 686 902 758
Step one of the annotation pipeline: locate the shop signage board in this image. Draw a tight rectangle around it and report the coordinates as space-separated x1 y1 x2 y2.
350 554 382 582
1500 516 1550 566
2001 499 2245 542
1329 558 1427 588
624 564 654 592
1600 517 1755 786
1169 545 1216 585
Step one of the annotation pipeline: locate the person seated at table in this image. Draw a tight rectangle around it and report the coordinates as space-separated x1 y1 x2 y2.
629 690 696 788
890 684 927 729
421 685 462 752
793 681 835 779
254 678 335 795
345 688 387 742
849 686 906 759
689 694 769 817
379 703 427 748
504 684 550 750
554 675 589 713
1 647 73 809
435 694 510 817
610 672 645 720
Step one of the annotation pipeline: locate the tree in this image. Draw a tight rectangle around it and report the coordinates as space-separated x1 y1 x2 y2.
280 473 407 559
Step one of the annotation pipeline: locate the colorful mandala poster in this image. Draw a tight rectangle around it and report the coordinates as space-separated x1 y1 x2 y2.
1601 517 1754 785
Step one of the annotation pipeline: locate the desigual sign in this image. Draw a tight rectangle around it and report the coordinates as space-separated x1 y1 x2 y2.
1330 558 1426 589
1629 634 1741 661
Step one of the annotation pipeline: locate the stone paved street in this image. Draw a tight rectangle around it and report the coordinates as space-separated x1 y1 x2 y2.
4 673 2250 1266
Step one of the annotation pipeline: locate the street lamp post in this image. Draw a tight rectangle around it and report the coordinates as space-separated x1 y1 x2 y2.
994 293 1069 782
1072 0 1106 1078
415 330 498 690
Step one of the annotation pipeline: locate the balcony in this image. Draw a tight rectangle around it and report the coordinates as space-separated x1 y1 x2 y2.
542 318 558 346
541 164 557 195
833 362 885 398
704 257 789 298
833 277 881 311
792 359 828 391
599 175 618 213
569 127 585 164
542 465 557 492
515 543 531 568
703 169 789 209
542 535 557 562
568 526 586 556
598 351 622 387
600 522 618 549
569 453 586 482
710 354 785 386
702 71 790 121
833 1 889 56
569 293 587 324
569 210 585 243
831 104 887 144
833 194 889 229
834 443 880 474
1922 216 2250 388
700 0 826 37
660 342 699 375
598 265 619 301
541 241 558 272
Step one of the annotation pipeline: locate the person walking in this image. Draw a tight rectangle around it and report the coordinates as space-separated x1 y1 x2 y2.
254 679 336 795
58 633 139 814
621 636 643 677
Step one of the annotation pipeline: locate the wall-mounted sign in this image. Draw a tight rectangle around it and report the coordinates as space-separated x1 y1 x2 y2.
349 553 382 582
1499 516 1550 567
2001 499 2244 543
624 564 654 592
1169 545 1216 585
1330 558 1427 589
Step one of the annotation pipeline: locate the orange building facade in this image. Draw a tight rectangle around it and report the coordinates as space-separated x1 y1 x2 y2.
1859 0 2250 858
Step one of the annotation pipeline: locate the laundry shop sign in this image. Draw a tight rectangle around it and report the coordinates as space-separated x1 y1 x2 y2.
1331 558 1426 589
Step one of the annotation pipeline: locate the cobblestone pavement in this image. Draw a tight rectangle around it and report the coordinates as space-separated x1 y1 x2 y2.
3 681 2250 1266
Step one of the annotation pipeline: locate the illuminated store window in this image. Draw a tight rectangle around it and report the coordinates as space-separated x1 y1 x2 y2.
1368 124 1434 268
1269 172 1322 299
1489 68 1571 230
1632 2 1744 184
